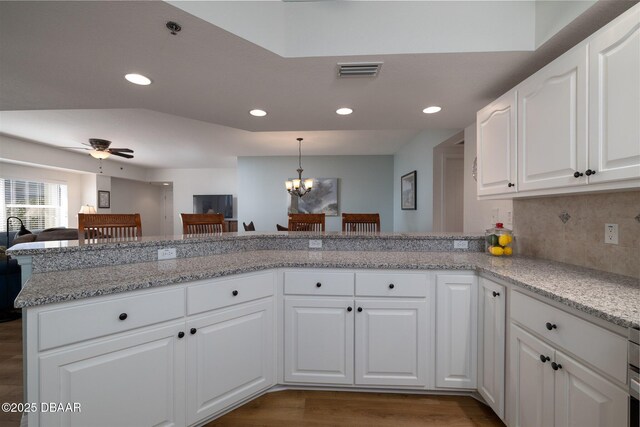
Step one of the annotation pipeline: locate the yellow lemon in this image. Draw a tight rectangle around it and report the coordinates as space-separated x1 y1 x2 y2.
498 234 511 247
504 247 513 256
490 246 504 256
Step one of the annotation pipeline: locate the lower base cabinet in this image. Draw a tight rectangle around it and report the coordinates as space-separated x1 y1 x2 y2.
39 321 187 427
510 324 627 427
186 299 274 425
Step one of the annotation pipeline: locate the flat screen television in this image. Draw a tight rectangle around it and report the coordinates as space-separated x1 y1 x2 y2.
193 195 233 219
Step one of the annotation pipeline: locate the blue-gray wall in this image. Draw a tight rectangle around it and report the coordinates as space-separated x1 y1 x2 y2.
238 156 394 232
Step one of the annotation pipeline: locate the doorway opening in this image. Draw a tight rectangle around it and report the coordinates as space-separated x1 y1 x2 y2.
433 132 464 232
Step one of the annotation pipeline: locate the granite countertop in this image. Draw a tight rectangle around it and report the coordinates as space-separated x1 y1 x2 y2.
15 250 639 328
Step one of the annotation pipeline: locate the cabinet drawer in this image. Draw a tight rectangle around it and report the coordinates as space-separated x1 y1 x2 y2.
38 288 185 351
355 271 427 297
511 291 627 383
284 270 354 296
187 271 275 315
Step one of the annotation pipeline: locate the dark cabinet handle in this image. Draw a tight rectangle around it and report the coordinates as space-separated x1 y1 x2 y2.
508 183 515 187
545 322 557 330
551 362 562 371
347 307 353 312
190 328 197 335
389 284 395 289
492 291 500 297
119 313 127 321
573 171 583 178
178 332 185 339
316 282 322 288
232 290 238 296
539 355 550 363
585 169 596 176
357 307 363 312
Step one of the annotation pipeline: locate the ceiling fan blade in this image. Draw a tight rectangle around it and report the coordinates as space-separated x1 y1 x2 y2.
108 148 133 153
109 151 134 159
60 146 90 150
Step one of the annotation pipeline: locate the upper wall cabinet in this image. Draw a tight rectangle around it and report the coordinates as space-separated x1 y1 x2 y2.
477 90 517 196
517 44 588 192
588 6 640 184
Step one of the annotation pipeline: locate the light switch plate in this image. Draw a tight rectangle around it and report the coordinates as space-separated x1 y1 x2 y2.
454 240 469 249
604 224 618 245
309 239 322 249
158 248 177 260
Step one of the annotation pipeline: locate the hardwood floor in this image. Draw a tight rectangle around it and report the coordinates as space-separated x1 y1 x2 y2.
0 318 22 427
205 390 504 427
0 318 503 427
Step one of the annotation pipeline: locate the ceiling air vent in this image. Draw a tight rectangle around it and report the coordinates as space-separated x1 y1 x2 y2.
337 62 383 77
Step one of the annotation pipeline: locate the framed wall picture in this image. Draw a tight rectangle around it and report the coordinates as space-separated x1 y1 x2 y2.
98 190 111 209
288 177 339 216
401 171 417 210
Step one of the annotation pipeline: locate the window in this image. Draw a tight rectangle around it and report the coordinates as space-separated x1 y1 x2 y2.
1 178 68 232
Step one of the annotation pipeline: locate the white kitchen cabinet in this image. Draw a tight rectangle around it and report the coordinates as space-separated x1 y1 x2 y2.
478 278 505 419
517 43 588 192
186 299 274 425
510 324 556 427
354 299 427 386
554 351 628 427
284 297 354 384
476 89 517 196
39 321 186 427
435 274 477 389
588 5 640 184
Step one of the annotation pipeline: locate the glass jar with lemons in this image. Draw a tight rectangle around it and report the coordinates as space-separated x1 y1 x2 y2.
485 223 514 256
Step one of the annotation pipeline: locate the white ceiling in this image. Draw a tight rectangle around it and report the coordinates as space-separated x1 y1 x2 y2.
0 0 632 169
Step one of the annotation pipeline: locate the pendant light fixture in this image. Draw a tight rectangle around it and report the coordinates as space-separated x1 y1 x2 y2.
285 138 314 198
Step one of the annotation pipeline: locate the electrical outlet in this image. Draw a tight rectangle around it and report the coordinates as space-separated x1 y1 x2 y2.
309 239 322 249
453 240 469 249
158 248 177 260
491 208 500 224
506 210 513 225
604 224 618 245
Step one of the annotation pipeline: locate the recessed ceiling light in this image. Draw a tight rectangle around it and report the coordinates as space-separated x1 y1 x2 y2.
423 106 442 114
249 109 267 117
336 108 353 115
125 73 152 85
163 183 170 186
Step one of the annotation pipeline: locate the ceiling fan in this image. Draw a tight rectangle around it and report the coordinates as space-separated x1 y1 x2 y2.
67 139 135 160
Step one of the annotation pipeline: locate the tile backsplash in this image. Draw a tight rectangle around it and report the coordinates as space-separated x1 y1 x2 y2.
513 190 640 278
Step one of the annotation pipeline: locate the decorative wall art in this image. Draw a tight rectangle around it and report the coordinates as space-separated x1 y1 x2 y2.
401 171 416 210
288 178 338 216
97 190 111 209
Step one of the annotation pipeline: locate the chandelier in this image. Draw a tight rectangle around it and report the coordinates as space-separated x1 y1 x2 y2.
285 138 314 198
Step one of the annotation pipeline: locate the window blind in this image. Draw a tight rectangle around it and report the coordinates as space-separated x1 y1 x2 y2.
1 178 68 232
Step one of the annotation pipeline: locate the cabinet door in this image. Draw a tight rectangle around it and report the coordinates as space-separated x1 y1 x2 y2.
554 351 628 427
509 324 555 427
39 322 186 427
355 299 428 386
186 299 274 425
284 297 354 385
589 6 640 184
435 274 477 389
477 90 517 196
478 278 505 419
517 44 588 191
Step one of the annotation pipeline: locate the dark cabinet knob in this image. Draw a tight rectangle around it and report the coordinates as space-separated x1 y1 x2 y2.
190 328 197 335
585 169 596 176
316 282 322 288
347 306 353 312
119 313 127 321
357 307 363 312
573 171 583 178
551 362 562 371
232 290 238 296
178 332 185 339
545 322 557 330
389 284 395 289
492 291 500 297
539 355 550 363
508 183 515 187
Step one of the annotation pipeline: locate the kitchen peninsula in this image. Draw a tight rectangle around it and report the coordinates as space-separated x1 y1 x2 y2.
8 232 638 427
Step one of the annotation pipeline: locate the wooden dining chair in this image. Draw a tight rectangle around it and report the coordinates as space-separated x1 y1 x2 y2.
181 213 225 234
342 213 380 233
288 213 325 232
78 213 142 240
